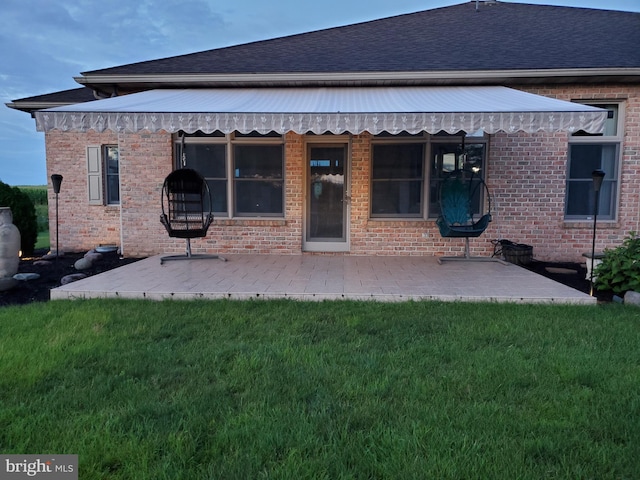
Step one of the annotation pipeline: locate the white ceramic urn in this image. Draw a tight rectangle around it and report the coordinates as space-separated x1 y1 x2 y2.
0 207 21 278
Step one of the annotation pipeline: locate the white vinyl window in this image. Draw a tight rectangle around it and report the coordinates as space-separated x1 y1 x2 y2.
566 103 622 221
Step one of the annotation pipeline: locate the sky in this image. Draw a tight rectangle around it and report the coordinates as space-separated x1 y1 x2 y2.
1 0 639 186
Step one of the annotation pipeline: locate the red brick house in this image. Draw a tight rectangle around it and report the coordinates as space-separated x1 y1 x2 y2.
7 1 640 261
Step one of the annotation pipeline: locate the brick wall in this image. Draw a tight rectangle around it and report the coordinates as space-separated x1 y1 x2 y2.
119 132 173 257
45 84 640 262
489 84 640 261
45 130 121 253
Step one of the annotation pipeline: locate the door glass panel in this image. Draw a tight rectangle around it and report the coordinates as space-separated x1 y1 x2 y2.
308 147 345 241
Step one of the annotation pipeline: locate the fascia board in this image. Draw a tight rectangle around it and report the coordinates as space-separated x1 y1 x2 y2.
6 101 74 112
73 68 640 86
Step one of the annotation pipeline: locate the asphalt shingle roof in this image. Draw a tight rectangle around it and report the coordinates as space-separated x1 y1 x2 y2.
83 2 640 76
11 88 95 104
8 2 639 111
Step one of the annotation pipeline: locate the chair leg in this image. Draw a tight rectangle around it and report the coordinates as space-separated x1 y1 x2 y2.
160 238 227 264
438 237 509 265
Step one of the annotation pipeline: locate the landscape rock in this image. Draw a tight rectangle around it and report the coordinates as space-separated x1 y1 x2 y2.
41 251 64 260
0 277 18 291
545 267 577 275
96 245 118 254
13 273 40 281
33 260 53 267
623 290 640 306
1 251 141 307
74 257 94 271
61 273 87 285
84 252 103 263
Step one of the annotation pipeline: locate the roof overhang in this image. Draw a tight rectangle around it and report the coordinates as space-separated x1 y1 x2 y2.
34 86 607 135
6 101 79 116
74 68 640 91
6 87 98 115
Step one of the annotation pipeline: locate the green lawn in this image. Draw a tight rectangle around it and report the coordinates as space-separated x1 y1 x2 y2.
0 299 638 479
35 230 50 251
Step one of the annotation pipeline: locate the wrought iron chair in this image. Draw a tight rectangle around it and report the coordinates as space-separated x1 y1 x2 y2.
160 168 225 264
436 169 502 264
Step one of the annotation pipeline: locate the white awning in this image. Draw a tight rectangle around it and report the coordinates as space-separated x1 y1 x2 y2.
34 86 606 135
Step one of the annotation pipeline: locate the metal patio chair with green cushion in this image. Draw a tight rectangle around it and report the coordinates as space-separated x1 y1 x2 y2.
160 168 225 264
436 169 503 264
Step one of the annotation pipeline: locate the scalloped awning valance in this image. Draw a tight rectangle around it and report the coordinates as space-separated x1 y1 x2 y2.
34 86 607 135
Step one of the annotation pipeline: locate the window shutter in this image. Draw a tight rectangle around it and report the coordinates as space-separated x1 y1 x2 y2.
87 146 103 204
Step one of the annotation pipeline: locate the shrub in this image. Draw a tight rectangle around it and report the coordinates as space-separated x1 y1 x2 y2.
594 232 640 294
0 181 38 256
19 186 48 206
18 186 48 232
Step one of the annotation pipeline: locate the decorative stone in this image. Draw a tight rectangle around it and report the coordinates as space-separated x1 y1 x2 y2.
13 272 40 281
0 277 18 291
623 290 640 307
74 257 94 271
61 273 87 285
42 251 64 260
96 245 118 253
0 207 21 278
545 267 577 275
84 252 103 262
33 260 53 267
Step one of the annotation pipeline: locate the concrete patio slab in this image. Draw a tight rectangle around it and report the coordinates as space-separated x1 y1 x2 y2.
50 254 596 304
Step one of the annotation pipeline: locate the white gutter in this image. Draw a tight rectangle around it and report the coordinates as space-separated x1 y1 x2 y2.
6 101 73 110
73 68 640 86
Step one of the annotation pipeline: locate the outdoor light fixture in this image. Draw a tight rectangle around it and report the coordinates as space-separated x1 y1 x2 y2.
589 169 605 296
51 174 63 194
51 174 63 261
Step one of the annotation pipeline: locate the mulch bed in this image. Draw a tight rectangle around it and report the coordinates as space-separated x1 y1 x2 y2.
520 259 614 303
0 249 141 307
0 252 614 308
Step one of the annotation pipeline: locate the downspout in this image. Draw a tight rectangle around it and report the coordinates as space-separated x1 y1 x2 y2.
118 132 125 258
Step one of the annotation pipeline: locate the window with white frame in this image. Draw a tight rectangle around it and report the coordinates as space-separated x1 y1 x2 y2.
370 132 487 219
86 145 119 205
565 103 622 221
175 132 284 217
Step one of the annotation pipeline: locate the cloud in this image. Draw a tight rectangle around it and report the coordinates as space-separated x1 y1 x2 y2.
0 0 237 186
58 0 231 68
1 0 637 185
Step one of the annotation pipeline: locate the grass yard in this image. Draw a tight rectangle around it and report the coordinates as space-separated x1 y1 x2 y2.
35 230 50 251
0 299 639 479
